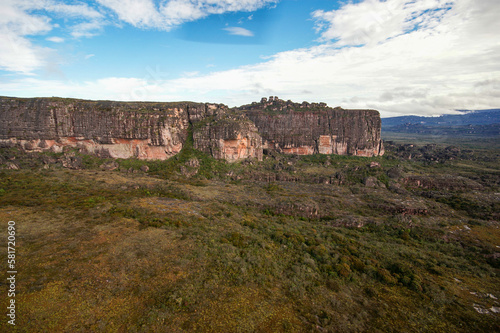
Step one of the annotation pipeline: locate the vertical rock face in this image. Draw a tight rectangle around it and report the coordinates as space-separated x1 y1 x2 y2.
193 113 263 162
0 96 383 161
188 102 262 161
238 97 384 157
0 97 191 159
187 102 228 123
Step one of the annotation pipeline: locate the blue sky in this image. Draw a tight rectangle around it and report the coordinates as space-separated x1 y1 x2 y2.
1 0 499 117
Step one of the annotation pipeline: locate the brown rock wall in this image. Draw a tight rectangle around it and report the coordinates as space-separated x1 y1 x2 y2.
0 97 193 159
239 98 384 157
1 96 383 161
193 113 263 161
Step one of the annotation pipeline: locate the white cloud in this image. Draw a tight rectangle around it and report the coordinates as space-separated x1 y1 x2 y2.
0 33 49 74
97 0 278 30
84 54 95 60
44 2 103 19
0 0 106 74
161 0 498 116
0 1 52 36
97 0 164 28
15 0 103 19
0 76 181 102
223 27 254 37
312 0 453 46
46 36 65 43
70 20 106 38
15 0 106 38
182 71 200 77
0 0 52 73
0 0 275 75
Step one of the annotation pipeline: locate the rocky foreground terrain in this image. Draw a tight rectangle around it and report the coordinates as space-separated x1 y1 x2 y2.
0 135 498 332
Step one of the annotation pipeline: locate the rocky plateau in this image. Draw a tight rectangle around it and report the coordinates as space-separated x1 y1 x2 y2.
0 96 384 161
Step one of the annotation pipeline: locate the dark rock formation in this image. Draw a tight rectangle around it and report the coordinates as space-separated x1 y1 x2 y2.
60 151 83 170
237 97 384 157
0 97 229 160
0 96 383 161
193 112 263 161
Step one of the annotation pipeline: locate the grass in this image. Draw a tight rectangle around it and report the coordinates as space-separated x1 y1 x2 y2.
0 138 499 332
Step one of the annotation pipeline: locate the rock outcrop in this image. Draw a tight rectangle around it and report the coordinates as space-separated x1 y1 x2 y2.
193 113 263 162
0 96 383 161
237 97 384 157
0 97 224 160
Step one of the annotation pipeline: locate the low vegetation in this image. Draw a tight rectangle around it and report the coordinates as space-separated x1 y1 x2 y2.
0 138 499 332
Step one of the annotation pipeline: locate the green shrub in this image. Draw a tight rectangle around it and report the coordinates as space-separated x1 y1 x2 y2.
376 268 397 284
335 263 352 278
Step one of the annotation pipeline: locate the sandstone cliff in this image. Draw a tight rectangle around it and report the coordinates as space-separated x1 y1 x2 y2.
0 97 227 160
0 96 383 161
237 97 384 157
193 113 263 162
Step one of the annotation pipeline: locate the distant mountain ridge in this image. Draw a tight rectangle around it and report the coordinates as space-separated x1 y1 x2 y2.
382 109 500 127
382 109 500 137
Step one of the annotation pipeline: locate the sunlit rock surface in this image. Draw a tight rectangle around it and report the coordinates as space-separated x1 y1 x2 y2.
0 96 383 160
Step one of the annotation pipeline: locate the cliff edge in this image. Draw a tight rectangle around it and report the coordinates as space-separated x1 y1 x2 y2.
238 96 384 157
0 96 383 161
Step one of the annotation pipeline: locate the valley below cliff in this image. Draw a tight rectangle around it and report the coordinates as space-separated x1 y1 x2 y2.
1 132 499 332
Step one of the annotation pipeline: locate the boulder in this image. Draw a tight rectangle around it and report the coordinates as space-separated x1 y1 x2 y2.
3 162 19 170
100 161 119 171
60 153 83 170
363 176 378 188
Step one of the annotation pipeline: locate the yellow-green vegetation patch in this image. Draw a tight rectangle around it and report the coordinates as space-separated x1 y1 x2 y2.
134 197 205 217
188 286 301 332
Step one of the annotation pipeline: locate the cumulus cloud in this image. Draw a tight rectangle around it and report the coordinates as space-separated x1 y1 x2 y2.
312 0 453 46
15 0 106 38
223 27 254 36
0 0 52 73
0 0 105 74
97 0 278 30
162 0 499 116
0 0 275 75
96 0 163 28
